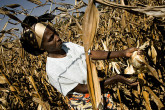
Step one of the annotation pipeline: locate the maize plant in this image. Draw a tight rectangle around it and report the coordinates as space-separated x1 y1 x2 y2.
0 0 165 109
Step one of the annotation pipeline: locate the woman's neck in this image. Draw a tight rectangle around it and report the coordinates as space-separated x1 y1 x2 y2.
48 49 66 58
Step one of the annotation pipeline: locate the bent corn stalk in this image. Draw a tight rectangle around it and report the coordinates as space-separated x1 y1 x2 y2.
95 0 165 17
82 0 102 109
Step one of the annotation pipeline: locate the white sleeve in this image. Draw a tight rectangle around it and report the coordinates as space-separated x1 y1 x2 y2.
68 42 91 55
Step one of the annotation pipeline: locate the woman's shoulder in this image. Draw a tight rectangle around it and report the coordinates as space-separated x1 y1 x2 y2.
63 42 78 46
63 42 83 49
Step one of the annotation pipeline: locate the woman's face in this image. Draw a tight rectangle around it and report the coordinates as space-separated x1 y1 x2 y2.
41 26 62 53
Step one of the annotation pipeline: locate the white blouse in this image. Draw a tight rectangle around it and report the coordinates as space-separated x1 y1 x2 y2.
46 42 89 96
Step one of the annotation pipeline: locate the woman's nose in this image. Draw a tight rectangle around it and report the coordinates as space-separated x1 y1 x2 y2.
55 35 61 42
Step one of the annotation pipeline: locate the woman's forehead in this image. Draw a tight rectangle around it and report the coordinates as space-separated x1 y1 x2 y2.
45 25 55 34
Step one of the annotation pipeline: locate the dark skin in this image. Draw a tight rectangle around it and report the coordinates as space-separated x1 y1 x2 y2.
41 25 140 95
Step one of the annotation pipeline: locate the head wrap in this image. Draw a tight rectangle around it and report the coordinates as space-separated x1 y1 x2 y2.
21 14 55 56
34 23 47 48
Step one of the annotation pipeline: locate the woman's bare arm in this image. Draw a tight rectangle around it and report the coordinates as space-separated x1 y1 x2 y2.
71 75 138 94
89 47 140 60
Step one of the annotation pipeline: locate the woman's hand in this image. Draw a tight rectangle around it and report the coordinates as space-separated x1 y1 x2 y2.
123 47 142 57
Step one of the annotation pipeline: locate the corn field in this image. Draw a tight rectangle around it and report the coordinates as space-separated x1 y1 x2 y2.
0 0 165 109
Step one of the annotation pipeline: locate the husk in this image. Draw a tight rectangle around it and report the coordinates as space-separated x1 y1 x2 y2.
124 64 135 74
82 0 102 109
82 0 99 52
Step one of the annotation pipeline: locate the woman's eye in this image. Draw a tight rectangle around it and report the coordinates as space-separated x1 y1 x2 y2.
48 34 54 42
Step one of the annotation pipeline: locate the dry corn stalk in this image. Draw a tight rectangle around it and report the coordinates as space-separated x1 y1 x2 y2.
138 73 164 110
117 88 123 110
29 75 41 98
142 91 151 110
33 97 50 110
82 0 103 109
144 86 164 110
95 0 165 17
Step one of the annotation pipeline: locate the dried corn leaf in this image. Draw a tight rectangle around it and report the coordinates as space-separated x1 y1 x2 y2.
86 54 102 109
33 97 50 110
111 62 121 74
82 0 99 52
5 4 20 8
0 75 7 84
142 91 151 110
3 43 14 49
124 64 135 74
8 20 20 25
97 60 105 70
0 8 21 23
108 18 112 29
117 89 123 110
121 0 126 29
151 44 157 64
0 21 8 43
70 15 82 30
144 62 160 83
27 0 42 5
101 40 108 51
0 98 7 106
138 73 146 86
144 86 164 109
37 104 42 110
55 7 67 12
0 88 9 92
91 62 103 109
82 0 102 109
2 21 8 30
139 41 150 50
29 76 41 98
95 0 165 17
10 85 16 92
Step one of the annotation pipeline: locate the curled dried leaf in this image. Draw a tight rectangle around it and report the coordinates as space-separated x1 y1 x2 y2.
33 97 50 110
82 0 99 52
151 45 157 64
27 0 42 5
124 64 135 74
142 91 151 110
101 40 108 51
144 86 164 109
0 76 7 84
5 4 20 8
131 51 145 68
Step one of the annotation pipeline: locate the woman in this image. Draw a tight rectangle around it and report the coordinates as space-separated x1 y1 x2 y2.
21 15 140 109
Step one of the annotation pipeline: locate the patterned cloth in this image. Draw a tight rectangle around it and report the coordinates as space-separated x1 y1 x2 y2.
67 93 116 110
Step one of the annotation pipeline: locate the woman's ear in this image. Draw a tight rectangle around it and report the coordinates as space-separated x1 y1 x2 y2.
40 40 45 51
